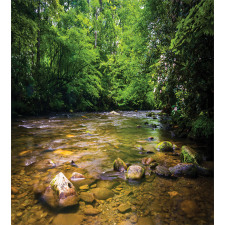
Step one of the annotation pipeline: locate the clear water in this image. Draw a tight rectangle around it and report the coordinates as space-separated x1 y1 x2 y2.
11 111 214 225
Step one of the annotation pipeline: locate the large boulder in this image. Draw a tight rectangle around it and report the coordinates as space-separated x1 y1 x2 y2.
42 172 79 208
156 141 173 152
169 163 198 178
180 146 201 164
113 158 127 172
169 163 212 178
126 165 145 180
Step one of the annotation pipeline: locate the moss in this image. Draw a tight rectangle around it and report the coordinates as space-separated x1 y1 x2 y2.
180 146 200 164
113 158 127 172
156 141 173 152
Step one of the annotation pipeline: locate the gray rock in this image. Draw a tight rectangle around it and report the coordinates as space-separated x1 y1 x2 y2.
155 165 171 177
42 172 79 208
169 163 198 177
126 165 145 180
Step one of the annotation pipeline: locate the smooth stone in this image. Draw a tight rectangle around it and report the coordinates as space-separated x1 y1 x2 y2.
169 163 198 178
11 187 19 194
180 200 199 217
141 157 155 165
91 188 114 200
16 212 23 217
52 213 84 225
79 184 89 191
83 205 101 215
70 172 85 181
118 204 131 213
126 165 145 180
97 180 119 189
80 192 95 203
155 165 171 177
137 217 154 225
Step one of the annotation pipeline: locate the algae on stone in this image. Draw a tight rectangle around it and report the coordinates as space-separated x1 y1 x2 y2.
156 141 173 152
180 146 201 164
126 165 145 180
113 158 127 172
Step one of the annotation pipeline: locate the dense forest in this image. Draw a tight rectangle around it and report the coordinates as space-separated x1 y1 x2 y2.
11 0 214 139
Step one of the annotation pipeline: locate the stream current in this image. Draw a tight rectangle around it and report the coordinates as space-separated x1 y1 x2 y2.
11 111 214 225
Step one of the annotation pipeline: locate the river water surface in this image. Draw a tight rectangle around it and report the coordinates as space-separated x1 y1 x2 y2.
11 111 214 225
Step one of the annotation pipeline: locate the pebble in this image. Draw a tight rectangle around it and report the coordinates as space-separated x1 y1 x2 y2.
130 215 138 223
16 212 23 217
11 187 19 194
118 204 131 213
79 184 89 190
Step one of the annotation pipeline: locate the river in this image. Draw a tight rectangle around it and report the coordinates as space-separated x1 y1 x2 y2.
11 111 214 225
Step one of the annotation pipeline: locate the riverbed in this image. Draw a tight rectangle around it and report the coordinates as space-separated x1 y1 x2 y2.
11 111 214 225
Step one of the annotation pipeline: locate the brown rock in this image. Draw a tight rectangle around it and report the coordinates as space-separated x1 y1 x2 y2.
180 200 199 218
52 213 84 225
130 215 138 223
83 205 101 215
142 157 156 165
80 192 95 203
118 204 131 213
137 217 154 225
91 188 114 200
11 187 19 194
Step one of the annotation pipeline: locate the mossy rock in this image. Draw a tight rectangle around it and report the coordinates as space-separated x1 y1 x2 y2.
126 165 145 180
156 141 173 152
180 146 201 164
113 158 127 172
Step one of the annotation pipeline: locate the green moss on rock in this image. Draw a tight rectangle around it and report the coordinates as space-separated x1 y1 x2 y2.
113 158 127 172
156 141 173 152
126 165 145 180
180 146 201 164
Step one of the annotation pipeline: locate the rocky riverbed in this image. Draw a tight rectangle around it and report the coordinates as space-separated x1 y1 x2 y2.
11 111 214 225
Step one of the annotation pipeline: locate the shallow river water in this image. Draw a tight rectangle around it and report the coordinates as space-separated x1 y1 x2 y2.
11 111 214 225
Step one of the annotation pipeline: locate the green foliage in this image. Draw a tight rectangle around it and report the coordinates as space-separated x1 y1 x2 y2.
191 113 214 139
11 0 213 144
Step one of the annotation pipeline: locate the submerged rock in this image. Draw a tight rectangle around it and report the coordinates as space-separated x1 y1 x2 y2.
80 192 95 203
52 213 84 225
126 165 145 180
113 158 127 172
42 172 79 208
35 159 56 170
117 203 131 213
83 205 101 215
169 163 198 178
156 141 173 152
70 172 85 182
180 146 201 164
180 200 199 218
91 188 114 200
155 165 171 177
100 171 126 180
169 163 212 178
141 157 155 166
